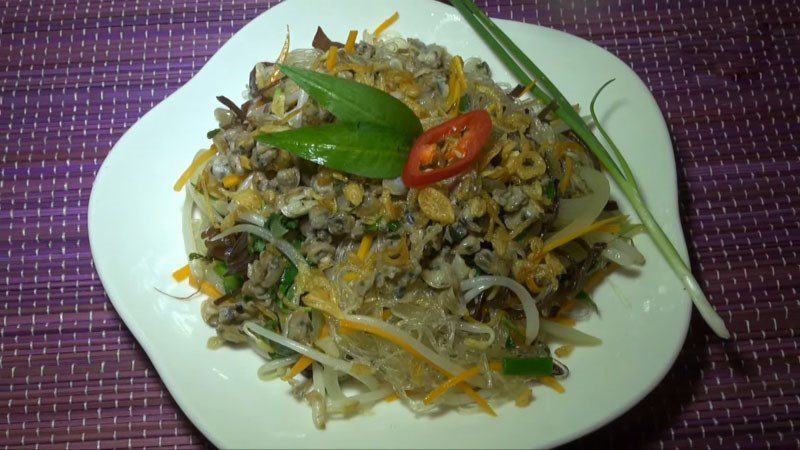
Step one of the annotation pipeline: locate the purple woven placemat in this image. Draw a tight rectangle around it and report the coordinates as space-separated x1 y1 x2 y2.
1 0 798 448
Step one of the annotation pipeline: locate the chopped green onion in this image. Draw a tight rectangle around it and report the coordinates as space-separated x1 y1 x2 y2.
214 260 228 277
266 213 297 238
206 128 221 139
502 357 553 376
385 220 401 232
223 275 243 293
459 94 471 112
577 290 599 314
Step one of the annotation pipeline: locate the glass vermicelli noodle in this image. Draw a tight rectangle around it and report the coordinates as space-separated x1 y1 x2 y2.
171 21 643 428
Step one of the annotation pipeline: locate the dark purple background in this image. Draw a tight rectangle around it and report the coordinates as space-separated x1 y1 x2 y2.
1 0 798 448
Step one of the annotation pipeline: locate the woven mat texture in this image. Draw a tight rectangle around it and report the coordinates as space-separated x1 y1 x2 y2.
1 0 798 448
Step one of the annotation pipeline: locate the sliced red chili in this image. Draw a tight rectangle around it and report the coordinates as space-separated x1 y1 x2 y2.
401 109 493 188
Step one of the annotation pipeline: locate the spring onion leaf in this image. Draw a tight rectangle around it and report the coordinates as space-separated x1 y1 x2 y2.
223 275 244 293
277 64 423 138
188 252 208 261
206 128 221 139
502 357 553 376
257 123 413 179
452 0 730 338
214 260 228 277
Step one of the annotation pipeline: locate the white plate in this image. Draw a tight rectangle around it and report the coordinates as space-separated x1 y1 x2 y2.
88 0 691 447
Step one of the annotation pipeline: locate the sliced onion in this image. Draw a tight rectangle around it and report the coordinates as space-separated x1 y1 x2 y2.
460 276 540 345
550 165 610 232
539 320 602 346
213 223 305 268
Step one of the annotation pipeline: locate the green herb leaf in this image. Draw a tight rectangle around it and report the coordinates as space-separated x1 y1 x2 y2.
277 64 423 138
249 235 267 254
453 0 731 338
459 94 471 112
502 357 553 376
278 264 298 300
188 252 208 261
206 128 221 139
258 123 412 179
505 336 515 349
385 220 401 232
266 213 296 238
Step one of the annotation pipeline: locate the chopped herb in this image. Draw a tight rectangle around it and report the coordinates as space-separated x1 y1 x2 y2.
364 221 380 233
459 94 471 112
249 235 267 254
277 264 299 300
206 128 221 139
505 336 515 349
266 213 298 238
385 220 401 232
544 180 557 199
223 275 244 293
502 357 553 376
188 252 208 261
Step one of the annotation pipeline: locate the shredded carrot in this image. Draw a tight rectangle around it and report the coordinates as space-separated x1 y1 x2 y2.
325 46 339 71
357 234 374 260
188 275 222 300
339 320 496 416
583 262 618 293
372 11 399 38
557 299 580 317
222 173 243 189
172 264 191 282
282 355 314 380
537 376 565 393
345 30 358 53
558 157 573 193
173 147 217 191
541 215 625 255
423 362 501 405
544 316 576 327
384 393 399 403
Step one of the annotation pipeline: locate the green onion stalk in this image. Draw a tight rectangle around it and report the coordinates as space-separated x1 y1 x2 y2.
451 0 729 338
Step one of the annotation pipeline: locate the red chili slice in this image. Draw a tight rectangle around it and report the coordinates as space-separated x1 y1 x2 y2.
401 109 493 188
